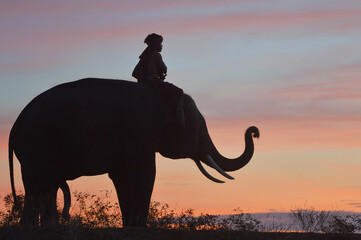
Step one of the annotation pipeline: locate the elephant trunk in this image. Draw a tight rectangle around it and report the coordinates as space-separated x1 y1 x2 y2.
204 126 259 172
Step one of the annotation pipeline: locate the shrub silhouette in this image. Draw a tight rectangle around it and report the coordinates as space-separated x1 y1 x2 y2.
323 214 356 234
0 190 263 231
0 193 24 226
2 190 360 234
220 208 263 231
70 190 122 228
290 206 361 234
290 206 330 232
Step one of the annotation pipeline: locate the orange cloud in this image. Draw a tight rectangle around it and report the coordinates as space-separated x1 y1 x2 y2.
267 63 361 101
173 9 361 33
0 1 267 16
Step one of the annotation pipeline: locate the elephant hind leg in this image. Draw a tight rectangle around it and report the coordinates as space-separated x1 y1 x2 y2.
21 184 59 226
21 190 40 226
39 187 59 226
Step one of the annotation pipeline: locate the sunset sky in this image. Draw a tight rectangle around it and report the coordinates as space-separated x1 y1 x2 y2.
1 0 361 215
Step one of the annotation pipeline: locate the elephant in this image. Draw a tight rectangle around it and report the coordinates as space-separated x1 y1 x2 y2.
9 78 259 227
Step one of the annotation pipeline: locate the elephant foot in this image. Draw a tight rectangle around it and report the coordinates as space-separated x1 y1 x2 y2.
122 210 148 228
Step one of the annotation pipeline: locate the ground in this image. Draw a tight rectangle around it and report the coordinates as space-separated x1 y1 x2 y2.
1 227 361 240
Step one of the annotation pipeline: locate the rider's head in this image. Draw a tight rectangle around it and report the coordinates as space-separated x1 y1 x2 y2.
144 33 163 52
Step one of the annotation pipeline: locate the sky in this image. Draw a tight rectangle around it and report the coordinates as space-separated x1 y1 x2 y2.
1 0 361 215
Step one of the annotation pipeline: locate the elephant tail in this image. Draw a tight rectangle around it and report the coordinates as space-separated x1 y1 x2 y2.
8 128 18 210
60 181 71 221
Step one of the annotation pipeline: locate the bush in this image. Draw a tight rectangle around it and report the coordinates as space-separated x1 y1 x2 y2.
323 213 356 234
0 190 262 231
220 208 263 231
3 191 361 235
290 206 330 232
147 201 175 228
147 203 262 231
70 190 122 228
290 206 361 234
0 193 24 226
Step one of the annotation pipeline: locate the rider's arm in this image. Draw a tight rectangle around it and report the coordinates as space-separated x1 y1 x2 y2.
148 53 167 82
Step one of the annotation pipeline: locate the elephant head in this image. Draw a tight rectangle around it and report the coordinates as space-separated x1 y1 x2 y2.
157 94 259 183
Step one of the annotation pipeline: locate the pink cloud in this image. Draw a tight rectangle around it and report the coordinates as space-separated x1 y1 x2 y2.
156 9 361 36
0 57 66 72
3 6 360 74
3 6 361 53
0 0 263 16
0 1 156 16
271 83 361 101
269 63 361 101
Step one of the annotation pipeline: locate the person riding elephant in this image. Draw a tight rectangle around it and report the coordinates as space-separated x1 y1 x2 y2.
132 33 167 84
132 33 185 127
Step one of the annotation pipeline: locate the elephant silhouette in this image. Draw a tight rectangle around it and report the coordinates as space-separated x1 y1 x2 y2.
9 78 259 227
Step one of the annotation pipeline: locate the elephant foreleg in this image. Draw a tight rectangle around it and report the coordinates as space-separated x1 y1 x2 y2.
109 154 156 227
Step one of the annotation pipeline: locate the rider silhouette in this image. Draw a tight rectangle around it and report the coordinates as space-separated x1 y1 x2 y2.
133 33 184 127
132 33 167 85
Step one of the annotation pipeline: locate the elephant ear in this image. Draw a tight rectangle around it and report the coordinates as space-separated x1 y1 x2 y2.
158 94 202 159
158 123 188 159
